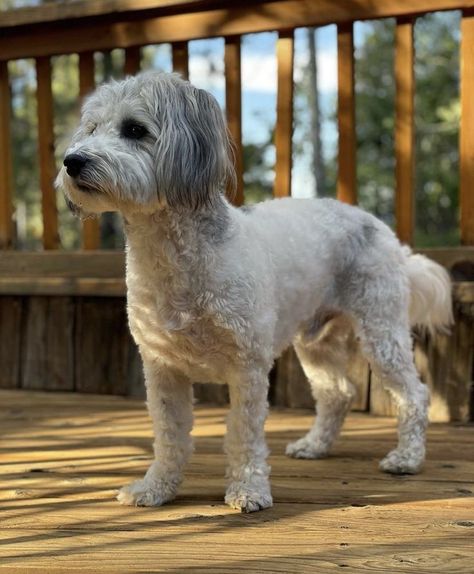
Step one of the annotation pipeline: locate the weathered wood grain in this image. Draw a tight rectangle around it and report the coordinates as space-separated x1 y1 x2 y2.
0 61 13 249
0 251 125 277
75 297 129 394
0 297 23 388
21 297 74 391
0 391 473 573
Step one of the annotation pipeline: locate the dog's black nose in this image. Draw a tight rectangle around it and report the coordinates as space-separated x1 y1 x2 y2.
63 153 88 177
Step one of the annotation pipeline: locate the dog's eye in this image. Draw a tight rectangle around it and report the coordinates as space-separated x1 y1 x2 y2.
121 121 148 140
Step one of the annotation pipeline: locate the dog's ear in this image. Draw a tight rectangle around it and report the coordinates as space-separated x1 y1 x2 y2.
155 82 236 209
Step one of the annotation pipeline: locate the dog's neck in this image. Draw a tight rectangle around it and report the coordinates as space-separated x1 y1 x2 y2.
122 195 232 276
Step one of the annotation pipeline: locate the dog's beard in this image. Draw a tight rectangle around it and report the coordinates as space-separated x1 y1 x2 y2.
64 195 97 220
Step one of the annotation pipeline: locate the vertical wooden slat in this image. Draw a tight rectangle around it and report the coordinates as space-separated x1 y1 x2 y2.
0 61 13 249
225 36 244 206
124 46 141 76
337 23 357 204
274 30 294 198
395 18 415 245
461 11 474 245
79 52 100 250
79 51 95 98
172 41 189 80
36 56 59 249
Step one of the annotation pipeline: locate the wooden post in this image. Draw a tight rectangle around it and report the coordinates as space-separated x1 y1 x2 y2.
337 23 357 204
36 56 59 249
395 18 415 246
461 11 474 245
78 51 100 250
172 41 189 80
225 36 244 205
124 46 141 76
0 61 13 249
274 30 294 198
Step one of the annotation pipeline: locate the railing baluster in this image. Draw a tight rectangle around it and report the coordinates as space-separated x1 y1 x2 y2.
461 11 474 245
172 41 189 79
78 51 100 250
0 61 13 249
224 36 244 205
274 30 294 198
337 23 356 204
124 46 141 76
395 18 415 246
36 56 59 249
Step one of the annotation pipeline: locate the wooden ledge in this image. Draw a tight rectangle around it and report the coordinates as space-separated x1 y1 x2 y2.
0 249 472 297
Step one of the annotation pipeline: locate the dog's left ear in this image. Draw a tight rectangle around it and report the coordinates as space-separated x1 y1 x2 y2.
155 83 236 209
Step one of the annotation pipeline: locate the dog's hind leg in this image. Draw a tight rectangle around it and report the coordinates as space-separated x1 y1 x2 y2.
357 318 429 475
286 314 357 460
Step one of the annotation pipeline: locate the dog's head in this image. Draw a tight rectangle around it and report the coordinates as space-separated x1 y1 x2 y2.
56 72 235 216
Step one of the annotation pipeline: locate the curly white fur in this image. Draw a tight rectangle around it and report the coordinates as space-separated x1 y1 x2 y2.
56 71 453 512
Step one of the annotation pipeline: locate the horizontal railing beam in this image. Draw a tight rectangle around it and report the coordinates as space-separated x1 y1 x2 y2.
1 0 473 61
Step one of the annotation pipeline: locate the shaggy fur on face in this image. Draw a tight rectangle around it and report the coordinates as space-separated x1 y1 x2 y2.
57 71 453 512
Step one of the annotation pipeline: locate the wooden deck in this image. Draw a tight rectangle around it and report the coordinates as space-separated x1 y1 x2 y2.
1 390 473 573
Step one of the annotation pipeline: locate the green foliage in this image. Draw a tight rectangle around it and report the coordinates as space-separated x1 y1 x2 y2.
354 13 460 246
355 19 396 224
243 135 274 204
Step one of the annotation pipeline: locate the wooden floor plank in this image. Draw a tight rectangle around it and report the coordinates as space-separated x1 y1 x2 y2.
0 390 473 573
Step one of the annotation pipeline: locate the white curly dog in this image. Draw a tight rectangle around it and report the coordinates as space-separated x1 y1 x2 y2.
57 71 453 512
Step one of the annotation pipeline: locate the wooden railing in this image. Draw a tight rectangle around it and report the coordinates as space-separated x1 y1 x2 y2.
0 0 474 256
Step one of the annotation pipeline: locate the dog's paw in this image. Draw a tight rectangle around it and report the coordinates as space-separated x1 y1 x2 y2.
225 482 273 513
117 477 177 507
285 437 329 460
379 448 424 475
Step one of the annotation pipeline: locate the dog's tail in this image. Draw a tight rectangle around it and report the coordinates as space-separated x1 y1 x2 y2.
403 246 453 333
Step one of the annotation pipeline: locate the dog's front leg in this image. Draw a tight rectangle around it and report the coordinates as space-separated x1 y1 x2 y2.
224 369 272 512
117 362 193 507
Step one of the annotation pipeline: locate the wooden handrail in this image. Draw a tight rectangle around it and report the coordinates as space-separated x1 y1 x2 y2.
3 1 474 61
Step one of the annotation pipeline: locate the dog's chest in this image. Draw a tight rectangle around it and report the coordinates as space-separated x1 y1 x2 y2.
126 278 243 381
